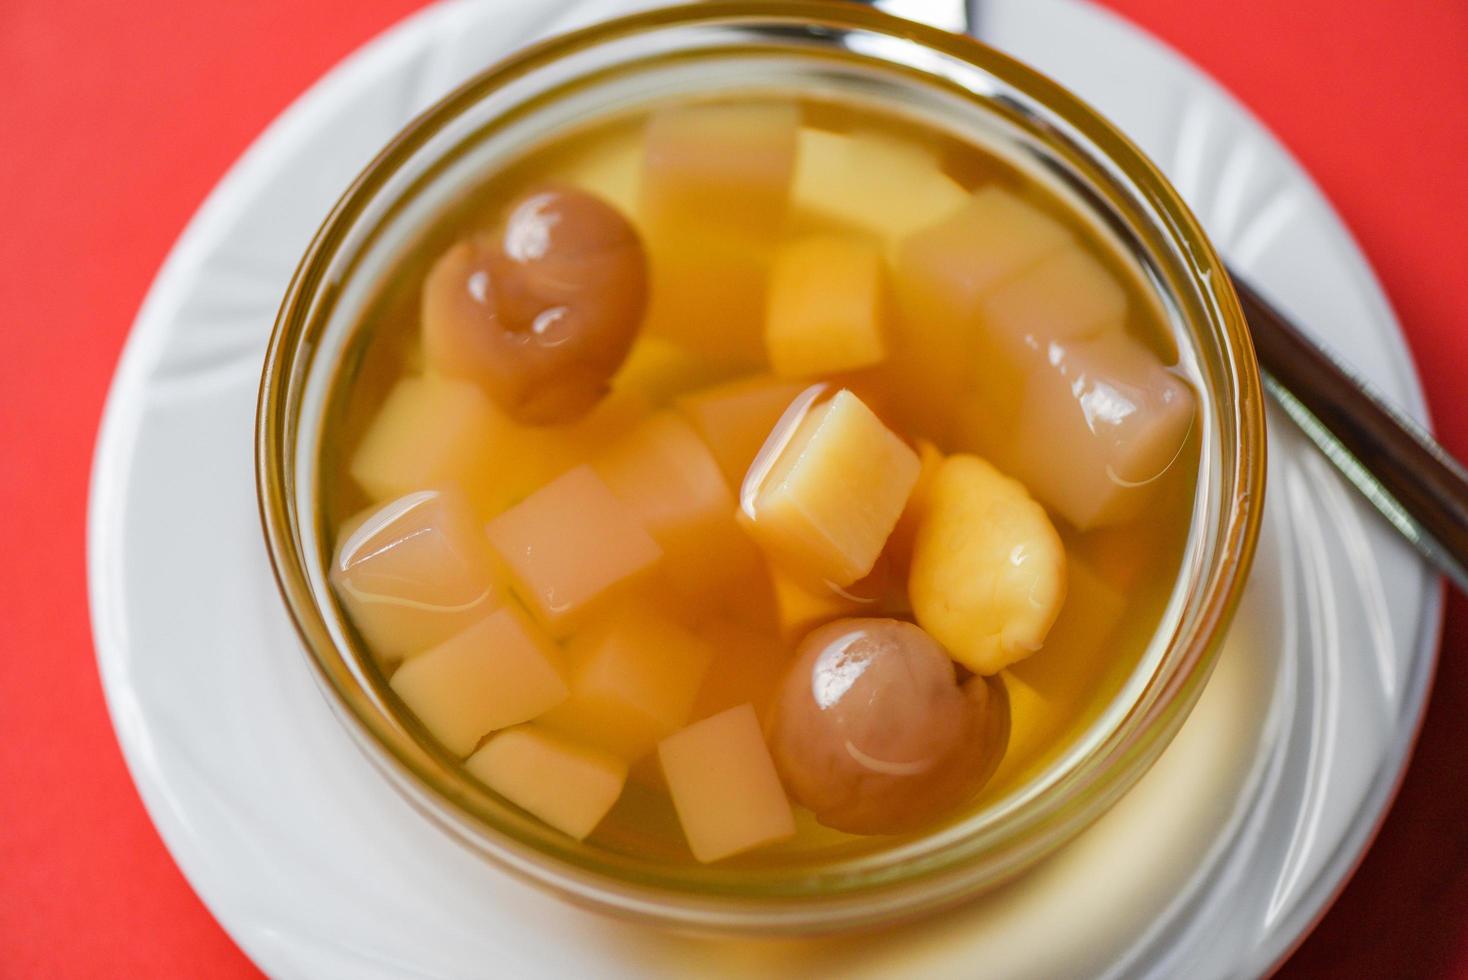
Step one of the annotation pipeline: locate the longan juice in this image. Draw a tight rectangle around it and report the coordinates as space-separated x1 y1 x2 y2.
320 92 1199 868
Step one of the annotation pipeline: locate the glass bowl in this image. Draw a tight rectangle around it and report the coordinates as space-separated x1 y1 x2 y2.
256 1 1265 935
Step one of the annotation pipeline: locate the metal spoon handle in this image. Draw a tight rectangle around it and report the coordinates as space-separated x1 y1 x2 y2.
1231 274 1468 591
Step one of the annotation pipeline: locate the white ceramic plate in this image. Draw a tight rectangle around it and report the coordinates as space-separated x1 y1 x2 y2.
88 1 1441 976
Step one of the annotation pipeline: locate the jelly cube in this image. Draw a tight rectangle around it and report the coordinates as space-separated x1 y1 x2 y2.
789 128 968 248
642 101 799 239
764 235 887 378
594 412 764 610
485 465 663 637
963 246 1130 433
594 412 733 548
466 726 626 840
659 704 795 862
744 389 920 587
538 602 714 761
1005 334 1196 529
349 375 499 506
894 187 1072 318
980 246 1128 352
330 487 503 661
389 605 568 756
884 188 1072 432
674 375 809 486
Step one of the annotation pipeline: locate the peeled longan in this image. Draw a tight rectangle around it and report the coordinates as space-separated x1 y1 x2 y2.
423 185 647 424
766 618 995 835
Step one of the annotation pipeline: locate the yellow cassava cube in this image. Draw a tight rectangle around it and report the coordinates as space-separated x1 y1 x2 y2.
538 603 714 761
674 375 809 487
790 128 968 248
485 465 662 637
659 704 795 862
765 235 887 378
467 726 626 841
745 389 920 587
389 605 568 757
910 454 1067 675
330 487 504 662
349 375 498 506
642 101 799 239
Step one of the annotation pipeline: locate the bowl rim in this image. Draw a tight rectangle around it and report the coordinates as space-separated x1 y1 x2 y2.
256 0 1266 931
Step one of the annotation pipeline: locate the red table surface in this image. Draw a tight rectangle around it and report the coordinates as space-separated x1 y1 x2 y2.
2 0 1466 975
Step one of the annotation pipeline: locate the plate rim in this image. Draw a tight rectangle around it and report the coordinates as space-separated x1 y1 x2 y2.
85 0 1445 975
1061 2 1444 972
85 4 465 976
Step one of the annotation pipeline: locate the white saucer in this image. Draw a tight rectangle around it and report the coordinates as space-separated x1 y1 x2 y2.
87 0 1441 976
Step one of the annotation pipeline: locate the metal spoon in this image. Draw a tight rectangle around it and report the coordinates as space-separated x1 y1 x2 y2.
862 0 1468 591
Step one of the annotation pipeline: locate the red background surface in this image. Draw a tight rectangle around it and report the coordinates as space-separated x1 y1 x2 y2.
1 0 1465 975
